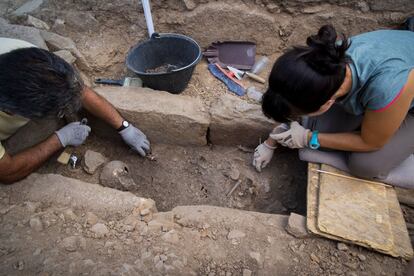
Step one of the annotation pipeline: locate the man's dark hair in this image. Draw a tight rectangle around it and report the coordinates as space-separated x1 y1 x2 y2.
262 25 351 122
0 47 83 119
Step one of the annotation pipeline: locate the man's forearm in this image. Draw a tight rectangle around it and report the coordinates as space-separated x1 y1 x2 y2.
0 134 62 183
82 86 124 129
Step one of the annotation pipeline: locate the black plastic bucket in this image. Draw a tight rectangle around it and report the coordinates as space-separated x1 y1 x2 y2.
126 33 202 94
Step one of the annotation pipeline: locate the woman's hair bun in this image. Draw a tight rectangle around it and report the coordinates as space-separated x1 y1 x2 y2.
304 24 350 74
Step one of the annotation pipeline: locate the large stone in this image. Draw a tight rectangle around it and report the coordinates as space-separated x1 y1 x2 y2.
5 173 152 218
40 30 90 70
0 20 48 49
285 213 310 239
26 15 50 30
83 150 107 174
209 94 275 147
94 87 210 146
12 0 44 16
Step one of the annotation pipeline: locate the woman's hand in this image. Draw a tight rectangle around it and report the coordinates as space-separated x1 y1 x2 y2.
253 140 276 172
270 122 311 149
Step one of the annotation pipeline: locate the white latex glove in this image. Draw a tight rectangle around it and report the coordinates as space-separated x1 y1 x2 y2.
270 123 290 135
253 141 277 172
269 121 310 149
55 121 91 147
119 125 150 157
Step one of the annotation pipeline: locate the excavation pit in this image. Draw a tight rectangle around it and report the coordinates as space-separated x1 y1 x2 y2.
39 135 308 215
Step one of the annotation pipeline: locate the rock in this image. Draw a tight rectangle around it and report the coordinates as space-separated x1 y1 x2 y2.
267 3 280 12
162 230 179 244
29 217 43 231
85 212 99 225
227 230 246 240
94 87 210 146
40 30 90 70
12 0 44 16
83 150 107 174
24 201 41 213
33 248 42 256
26 15 49 30
229 168 240 181
62 236 79 252
242 269 252 276
100 161 137 191
285 213 310 238
54 50 76 64
337 242 349 251
356 1 370 12
357 254 366 261
91 223 109 237
310 253 320 263
344 262 358 270
249 252 264 267
183 0 197 10
63 209 78 221
52 18 65 33
0 20 48 49
140 208 150 216
209 94 274 147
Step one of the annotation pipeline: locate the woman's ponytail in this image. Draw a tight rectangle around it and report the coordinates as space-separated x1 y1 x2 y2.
304 25 350 74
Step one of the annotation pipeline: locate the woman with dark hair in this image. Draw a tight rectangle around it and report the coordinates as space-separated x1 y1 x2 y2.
253 25 414 188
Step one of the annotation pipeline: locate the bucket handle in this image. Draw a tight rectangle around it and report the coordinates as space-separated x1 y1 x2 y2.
151 32 161 39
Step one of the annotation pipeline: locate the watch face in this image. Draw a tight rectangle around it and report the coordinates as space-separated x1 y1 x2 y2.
123 121 129 128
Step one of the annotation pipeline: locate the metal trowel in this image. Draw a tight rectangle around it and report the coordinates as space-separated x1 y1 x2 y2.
95 77 143 87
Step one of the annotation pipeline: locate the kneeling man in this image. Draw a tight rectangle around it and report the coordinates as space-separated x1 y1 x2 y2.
0 38 150 183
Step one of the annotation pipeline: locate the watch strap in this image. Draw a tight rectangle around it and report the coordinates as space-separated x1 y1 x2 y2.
309 130 320 150
117 120 129 132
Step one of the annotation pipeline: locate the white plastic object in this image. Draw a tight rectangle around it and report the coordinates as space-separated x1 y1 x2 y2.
251 56 269 75
247 87 263 102
142 0 155 37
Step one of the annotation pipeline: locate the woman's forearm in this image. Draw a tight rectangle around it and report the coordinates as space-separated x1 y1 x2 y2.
318 132 381 152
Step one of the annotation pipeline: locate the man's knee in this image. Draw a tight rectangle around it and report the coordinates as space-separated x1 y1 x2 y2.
347 154 389 180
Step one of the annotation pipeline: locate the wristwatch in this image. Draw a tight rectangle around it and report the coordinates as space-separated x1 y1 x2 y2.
309 130 320 150
117 120 130 132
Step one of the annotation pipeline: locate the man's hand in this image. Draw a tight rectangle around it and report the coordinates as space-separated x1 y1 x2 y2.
55 121 91 147
253 141 277 172
119 125 150 157
270 121 310 149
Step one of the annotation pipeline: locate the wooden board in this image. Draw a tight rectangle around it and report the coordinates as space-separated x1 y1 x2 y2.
307 163 413 260
317 165 393 251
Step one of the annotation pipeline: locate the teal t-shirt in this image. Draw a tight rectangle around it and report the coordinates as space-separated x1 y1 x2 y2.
339 30 414 115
